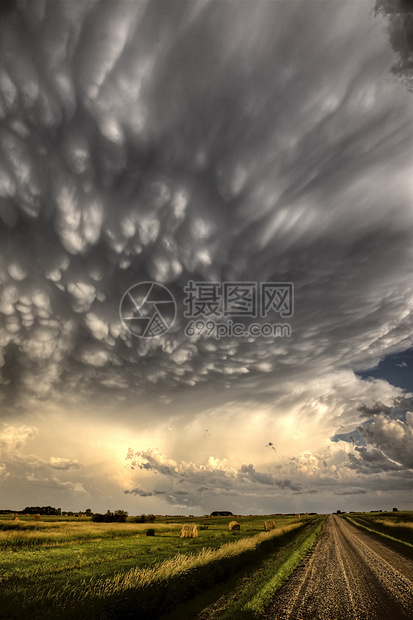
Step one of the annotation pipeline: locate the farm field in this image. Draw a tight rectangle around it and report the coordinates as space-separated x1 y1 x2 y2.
0 513 322 619
343 511 413 547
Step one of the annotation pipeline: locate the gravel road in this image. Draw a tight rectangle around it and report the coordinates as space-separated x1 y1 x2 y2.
266 514 413 620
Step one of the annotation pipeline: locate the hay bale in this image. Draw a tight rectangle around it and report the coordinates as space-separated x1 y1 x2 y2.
228 521 240 531
10 514 20 522
180 524 198 538
33 514 41 521
264 520 275 531
295 513 301 520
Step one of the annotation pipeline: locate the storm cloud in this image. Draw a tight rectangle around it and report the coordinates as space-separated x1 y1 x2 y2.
0 0 412 513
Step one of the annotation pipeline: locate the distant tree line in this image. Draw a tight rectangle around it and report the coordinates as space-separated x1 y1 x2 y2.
20 506 62 515
0 508 157 522
92 510 129 523
132 513 156 523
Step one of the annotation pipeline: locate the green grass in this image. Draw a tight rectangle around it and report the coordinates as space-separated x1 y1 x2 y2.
194 516 326 620
0 513 311 619
342 511 413 548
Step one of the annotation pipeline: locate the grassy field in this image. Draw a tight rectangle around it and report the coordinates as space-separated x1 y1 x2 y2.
342 511 413 548
186 516 325 620
0 513 321 619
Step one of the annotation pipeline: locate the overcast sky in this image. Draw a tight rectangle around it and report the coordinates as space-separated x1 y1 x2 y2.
0 0 412 515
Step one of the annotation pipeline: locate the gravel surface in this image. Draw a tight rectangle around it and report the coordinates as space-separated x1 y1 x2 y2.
266 514 413 620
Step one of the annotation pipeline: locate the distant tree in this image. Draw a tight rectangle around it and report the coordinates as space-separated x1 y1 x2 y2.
393 507 399 511
92 510 128 523
92 513 105 523
133 514 146 523
133 513 155 523
21 506 61 516
85 509 92 516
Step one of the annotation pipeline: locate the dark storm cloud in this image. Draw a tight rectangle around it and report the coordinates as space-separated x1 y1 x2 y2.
125 448 302 500
333 397 413 473
358 396 413 418
333 488 367 496
358 401 392 417
357 415 413 468
348 446 405 474
331 428 367 446
0 0 412 423
238 463 300 491
124 488 165 497
122 441 412 508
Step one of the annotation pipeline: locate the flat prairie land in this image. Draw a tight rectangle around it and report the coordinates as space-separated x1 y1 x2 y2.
0 513 319 619
3 512 411 619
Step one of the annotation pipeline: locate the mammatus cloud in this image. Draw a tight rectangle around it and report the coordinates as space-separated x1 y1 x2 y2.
0 0 412 415
0 1 412 512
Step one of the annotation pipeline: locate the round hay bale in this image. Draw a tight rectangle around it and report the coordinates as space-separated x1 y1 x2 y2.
228 521 240 531
146 528 155 536
264 520 275 531
33 514 41 521
180 524 198 538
